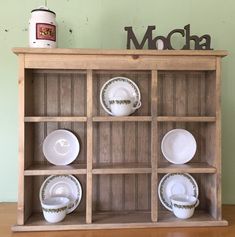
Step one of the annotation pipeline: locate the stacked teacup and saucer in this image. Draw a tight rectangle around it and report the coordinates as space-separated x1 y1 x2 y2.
108 87 141 116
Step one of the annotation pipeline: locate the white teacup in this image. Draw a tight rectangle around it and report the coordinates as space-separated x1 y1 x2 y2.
170 194 199 219
109 98 141 116
41 196 70 223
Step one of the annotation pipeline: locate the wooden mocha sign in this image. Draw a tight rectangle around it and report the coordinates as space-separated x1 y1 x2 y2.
124 24 212 50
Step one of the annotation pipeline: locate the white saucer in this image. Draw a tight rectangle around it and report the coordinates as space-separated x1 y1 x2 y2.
43 129 80 166
161 129 197 164
158 173 199 211
100 77 141 115
39 175 82 214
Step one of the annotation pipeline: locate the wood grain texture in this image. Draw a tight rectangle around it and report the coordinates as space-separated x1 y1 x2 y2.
12 48 228 56
23 54 216 70
157 116 216 122
2 203 232 235
93 174 151 213
17 54 25 225
151 70 158 222
11 209 228 232
158 71 215 117
157 163 216 173
24 164 87 175
93 116 151 122
14 49 227 230
215 57 222 220
25 116 87 122
86 70 93 223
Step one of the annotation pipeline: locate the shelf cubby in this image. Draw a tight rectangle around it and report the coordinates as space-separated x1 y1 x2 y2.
92 174 151 214
157 173 219 220
24 122 87 170
25 69 87 117
157 122 217 168
22 175 86 227
93 121 151 170
92 70 151 117
157 71 216 117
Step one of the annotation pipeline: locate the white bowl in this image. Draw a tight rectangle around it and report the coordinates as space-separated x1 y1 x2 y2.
41 196 70 223
161 129 197 164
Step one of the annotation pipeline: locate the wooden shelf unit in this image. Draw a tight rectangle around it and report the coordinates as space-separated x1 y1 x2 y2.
12 48 228 231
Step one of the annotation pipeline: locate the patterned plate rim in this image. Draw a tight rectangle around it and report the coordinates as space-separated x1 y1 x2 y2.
158 173 199 211
39 175 82 214
99 76 141 115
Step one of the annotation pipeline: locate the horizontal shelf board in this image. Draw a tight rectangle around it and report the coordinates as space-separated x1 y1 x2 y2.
12 48 228 57
12 211 228 232
24 116 87 122
32 69 86 74
157 116 216 122
93 163 151 174
157 163 216 173
24 164 87 176
158 210 228 226
93 116 152 122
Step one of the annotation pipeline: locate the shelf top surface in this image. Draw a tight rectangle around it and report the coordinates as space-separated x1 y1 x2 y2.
12 47 228 57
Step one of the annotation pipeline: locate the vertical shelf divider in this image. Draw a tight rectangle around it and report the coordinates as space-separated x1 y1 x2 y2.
151 69 158 222
215 57 222 220
18 54 25 225
86 69 93 224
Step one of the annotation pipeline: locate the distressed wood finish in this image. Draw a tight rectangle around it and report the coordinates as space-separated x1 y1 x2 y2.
13 48 227 231
215 57 222 220
17 54 25 225
23 54 217 70
151 70 158 222
12 48 228 56
86 70 93 224
2 203 233 236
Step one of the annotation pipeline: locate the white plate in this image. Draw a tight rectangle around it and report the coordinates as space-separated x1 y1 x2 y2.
100 77 141 115
158 173 199 211
43 129 80 165
39 175 82 214
161 129 197 164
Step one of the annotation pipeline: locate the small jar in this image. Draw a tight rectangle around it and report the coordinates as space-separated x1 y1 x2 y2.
29 6 57 48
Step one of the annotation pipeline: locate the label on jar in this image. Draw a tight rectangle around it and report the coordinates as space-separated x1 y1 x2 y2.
36 23 56 41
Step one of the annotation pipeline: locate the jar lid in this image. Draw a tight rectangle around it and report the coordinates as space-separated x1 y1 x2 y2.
31 6 56 15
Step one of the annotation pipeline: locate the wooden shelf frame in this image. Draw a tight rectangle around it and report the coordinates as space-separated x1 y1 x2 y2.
12 48 228 231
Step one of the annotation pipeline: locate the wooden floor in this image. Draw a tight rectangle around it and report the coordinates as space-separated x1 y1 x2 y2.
1 203 235 237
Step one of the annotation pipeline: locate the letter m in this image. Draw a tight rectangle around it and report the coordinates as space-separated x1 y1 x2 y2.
124 26 156 49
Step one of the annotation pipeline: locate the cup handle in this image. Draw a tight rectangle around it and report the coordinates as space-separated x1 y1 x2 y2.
133 101 141 110
195 199 200 208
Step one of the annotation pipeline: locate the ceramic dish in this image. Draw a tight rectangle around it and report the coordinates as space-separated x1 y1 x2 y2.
158 173 199 211
43 129 80 165
100 77 141 115
39 175 82 214
161 129 197 164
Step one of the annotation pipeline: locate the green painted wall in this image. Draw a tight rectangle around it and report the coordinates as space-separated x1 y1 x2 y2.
0 0 234 203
